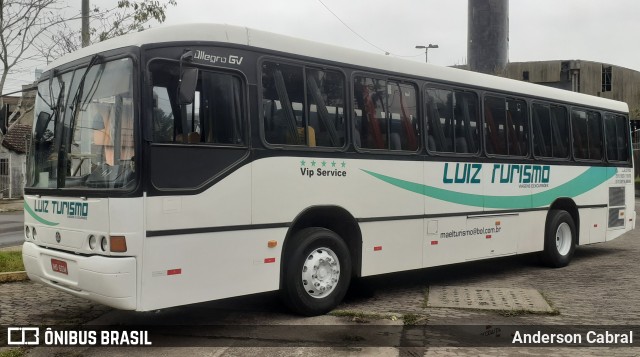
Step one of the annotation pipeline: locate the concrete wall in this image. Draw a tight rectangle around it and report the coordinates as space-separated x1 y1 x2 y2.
504 60 640 119
504 61 562 83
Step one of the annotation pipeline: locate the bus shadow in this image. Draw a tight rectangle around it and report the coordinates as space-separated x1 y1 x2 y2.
344 244 623 302
90 244 624 325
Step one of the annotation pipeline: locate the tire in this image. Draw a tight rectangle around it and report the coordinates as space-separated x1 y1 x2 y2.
540 210 576 268
281 227 352 316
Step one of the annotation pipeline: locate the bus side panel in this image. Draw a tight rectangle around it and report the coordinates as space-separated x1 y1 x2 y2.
423 216 470 268
141 164 255 311
604 166 635 242
514 211 546 254
109 198 145 309
251 157 423 224
252 157 424 277
360 220 423 276
581 207 607 244
144 165 252 232
138 228 284 311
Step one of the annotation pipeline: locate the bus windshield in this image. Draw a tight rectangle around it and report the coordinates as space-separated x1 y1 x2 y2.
28 57 135 190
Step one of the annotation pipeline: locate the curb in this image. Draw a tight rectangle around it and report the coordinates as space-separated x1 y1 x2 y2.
0 271 28 283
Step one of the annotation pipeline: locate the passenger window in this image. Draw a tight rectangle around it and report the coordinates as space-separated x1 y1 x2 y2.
262 62 306 145
150 61 244 145
354 77 387 150
604 113 630 162
572 109 603 160
305 68 346 147
387 82 419 151
262 62 346 147
484 96 528 157
425 88 479 154
532 103 569 158
353 76 419 151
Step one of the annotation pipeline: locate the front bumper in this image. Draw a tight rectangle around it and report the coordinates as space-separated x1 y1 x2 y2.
22 242 137 310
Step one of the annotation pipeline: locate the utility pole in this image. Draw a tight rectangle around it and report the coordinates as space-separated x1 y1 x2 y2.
468 0 509 74
415 44 439 63
81 0 90 47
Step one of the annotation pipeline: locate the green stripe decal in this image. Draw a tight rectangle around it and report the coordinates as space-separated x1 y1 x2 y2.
24 201 59 226
362 166 616 209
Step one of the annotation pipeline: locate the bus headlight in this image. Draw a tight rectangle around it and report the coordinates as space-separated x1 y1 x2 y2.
25 226 31 240
100 236 108 252
88 235 97 250
32 228 37 240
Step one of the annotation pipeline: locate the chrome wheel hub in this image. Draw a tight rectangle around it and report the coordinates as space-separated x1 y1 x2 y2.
301 247 340 298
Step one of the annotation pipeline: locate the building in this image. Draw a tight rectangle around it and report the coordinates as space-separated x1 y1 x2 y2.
0 85 36 198
0 95 20 135
502 60 640 125
0 124 32 198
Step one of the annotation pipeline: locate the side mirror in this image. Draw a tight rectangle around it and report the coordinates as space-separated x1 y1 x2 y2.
177 50 198 105
34 111 52 139
178 67 198 105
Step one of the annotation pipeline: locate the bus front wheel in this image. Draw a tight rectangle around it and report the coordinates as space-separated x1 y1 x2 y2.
541 210 576 268
281 227 352 316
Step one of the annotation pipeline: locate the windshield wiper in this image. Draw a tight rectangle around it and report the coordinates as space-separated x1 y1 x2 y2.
57 55 104 188
34 71 64 142
68 54 103 116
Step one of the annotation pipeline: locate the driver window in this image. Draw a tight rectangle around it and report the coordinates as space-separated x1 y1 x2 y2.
151 62 244 146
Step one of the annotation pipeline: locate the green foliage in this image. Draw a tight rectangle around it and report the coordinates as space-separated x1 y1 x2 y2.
0 348 25 357
402 313 425 325
38 0 178 62
97 0 178 41
0 251 25 273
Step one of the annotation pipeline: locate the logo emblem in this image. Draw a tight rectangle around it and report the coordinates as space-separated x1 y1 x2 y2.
7 327 40 345
55 232 61 243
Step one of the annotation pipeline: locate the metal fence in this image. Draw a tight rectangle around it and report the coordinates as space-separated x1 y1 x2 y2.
0 157 9 198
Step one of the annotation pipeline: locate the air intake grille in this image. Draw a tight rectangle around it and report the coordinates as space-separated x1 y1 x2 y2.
608 187 625 228
609 208 625 228
609 187 625 207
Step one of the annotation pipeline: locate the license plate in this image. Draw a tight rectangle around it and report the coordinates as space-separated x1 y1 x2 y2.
51 259 68 275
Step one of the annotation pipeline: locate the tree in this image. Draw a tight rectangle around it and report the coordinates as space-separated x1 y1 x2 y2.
0 0 177 96
0 0 66 97
38 0 177 63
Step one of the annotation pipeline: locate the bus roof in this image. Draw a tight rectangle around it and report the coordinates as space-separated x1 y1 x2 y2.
46 23 628 113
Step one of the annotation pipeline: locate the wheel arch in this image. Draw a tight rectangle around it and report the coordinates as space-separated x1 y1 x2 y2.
548 197 580 244
281 205 362 288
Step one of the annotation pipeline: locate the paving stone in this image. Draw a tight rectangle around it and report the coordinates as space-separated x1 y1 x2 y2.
427 286 553 312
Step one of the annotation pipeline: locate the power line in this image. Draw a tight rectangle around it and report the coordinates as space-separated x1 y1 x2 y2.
316 0 424 58
316 0 389 54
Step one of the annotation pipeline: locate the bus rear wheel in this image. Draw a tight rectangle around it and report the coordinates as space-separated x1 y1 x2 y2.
541 210 576 268
281 227 352 316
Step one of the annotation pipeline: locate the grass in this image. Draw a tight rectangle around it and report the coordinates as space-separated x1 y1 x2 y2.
330 309 428 325
402 313 427 326
0 251 24 273
0 348 25 357
495 307 560 317
329 310 395 322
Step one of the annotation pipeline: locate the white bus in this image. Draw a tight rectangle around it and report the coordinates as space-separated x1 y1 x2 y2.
23 24 635 316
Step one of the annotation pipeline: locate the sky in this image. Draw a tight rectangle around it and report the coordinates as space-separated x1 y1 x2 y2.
3 0 640 94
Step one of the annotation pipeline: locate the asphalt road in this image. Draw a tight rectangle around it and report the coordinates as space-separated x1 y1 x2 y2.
0 211 23 248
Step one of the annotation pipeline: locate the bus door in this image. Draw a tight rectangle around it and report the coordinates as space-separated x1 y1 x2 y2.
145 57 250 227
